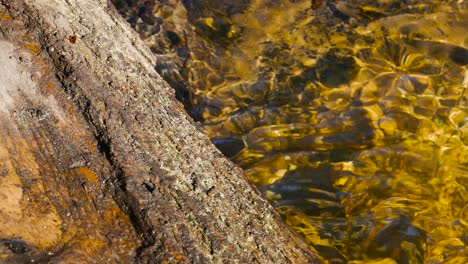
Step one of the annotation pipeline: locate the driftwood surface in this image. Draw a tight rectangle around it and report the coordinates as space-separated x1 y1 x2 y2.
0 0 320 263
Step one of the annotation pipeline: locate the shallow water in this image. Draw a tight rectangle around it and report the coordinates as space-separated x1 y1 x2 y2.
115 0 467 262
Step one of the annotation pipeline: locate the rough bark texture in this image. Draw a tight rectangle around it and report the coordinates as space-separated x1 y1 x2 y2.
0 0 321 263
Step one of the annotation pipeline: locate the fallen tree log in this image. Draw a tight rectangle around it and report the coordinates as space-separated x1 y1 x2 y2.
0 0 320 263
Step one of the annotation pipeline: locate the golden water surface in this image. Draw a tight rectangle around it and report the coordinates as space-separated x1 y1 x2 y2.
117 0 467 263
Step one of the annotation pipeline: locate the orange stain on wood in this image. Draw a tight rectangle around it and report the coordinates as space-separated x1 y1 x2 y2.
0 11 12 21
45 82 55 92
77 167 98 184
87 139 97 152
23 43 40 55
174 253 186 261
69 35 77 44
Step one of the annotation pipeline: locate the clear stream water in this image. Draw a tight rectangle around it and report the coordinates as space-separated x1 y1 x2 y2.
115 0 467 263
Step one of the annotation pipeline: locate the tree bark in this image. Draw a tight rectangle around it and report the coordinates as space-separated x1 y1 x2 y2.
0 0 321 263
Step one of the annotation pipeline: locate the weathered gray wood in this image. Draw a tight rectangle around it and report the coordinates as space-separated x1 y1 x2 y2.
1 0 321 262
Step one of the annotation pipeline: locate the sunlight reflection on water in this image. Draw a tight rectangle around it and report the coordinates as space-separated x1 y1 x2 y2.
114 0 468 262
